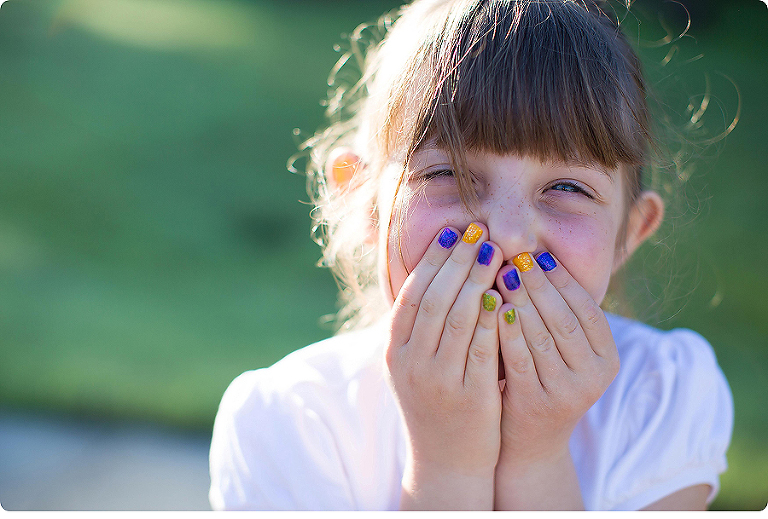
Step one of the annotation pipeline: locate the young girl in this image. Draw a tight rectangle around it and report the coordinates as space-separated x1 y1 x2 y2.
209 0 733 510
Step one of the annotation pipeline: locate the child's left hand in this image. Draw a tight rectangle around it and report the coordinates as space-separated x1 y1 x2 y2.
493 251 620 509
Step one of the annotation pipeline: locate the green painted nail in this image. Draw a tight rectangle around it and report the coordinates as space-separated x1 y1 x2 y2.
482 293 496 311
504 309 516 324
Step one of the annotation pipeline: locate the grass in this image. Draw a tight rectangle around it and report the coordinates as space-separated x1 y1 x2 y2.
0 0 765 511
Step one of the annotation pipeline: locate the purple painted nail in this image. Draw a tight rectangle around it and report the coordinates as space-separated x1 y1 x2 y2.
536 252 557 272
477 242 494 265
438 228 458 249
502 269 521 291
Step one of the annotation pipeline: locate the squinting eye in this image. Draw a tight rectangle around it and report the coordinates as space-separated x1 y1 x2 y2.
549 182 592 198
422 169 455 180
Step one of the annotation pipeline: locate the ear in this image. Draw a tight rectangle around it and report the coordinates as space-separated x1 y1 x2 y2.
614 190 665 272
326 147 378 247
326 147 364 191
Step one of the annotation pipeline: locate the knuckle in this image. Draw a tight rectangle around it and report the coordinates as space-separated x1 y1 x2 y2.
507 354 533 374
525 272 547 292
384 344 398 371
558 314 580 337
444 312 469 336
423 251 444 268
529 331 555 352
468 344 492 365
395 290 418 312
581 299 604 328
419 295 439 317
465 269 487 289
551 274 571 290
405 367 419 390
477 311 497 331
457 393 477 413
394 278 422 310
430 377 455 402
447 252 470 269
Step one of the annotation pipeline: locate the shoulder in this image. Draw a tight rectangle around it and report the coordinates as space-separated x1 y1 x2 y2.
606 312 726 385
209 322 396 510
223 323 386 410
603 313 734 449
605 313 732 418
576 314 734 510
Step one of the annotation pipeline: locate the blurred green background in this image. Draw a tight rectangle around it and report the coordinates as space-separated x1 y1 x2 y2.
0 0 765 511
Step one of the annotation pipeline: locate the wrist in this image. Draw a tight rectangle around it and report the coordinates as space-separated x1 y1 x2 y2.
401 458 495 510
496 442 571 477
495 446 584 511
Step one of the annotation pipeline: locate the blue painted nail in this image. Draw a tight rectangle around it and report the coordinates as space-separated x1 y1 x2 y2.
536 252 557 272
502 269 520 291
477 242 494 265
438 228 458 249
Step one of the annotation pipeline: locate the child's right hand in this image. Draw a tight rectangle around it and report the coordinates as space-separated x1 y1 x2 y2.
385 223 504 510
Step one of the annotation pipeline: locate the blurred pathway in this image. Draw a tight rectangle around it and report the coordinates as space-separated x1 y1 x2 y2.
0 409 211 511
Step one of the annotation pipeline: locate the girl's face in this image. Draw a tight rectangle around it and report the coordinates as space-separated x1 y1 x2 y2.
380 146 635 305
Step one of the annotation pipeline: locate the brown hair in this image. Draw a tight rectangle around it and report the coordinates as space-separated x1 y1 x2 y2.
302 0 657 331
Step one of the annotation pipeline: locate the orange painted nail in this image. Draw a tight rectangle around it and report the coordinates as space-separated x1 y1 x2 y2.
462 223 483 244
513 252 534 272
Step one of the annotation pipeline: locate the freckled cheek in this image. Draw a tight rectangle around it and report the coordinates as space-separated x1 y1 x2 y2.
392 201 459 273
548 220 615 301
398 219 447 271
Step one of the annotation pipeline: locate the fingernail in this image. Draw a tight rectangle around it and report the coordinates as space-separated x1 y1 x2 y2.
535 252 557 272
504 308 516 324
462 223 483 244
477 242 494 265
482 293 497 311
502 269 520 291
438 228 458 248
512 252 534 272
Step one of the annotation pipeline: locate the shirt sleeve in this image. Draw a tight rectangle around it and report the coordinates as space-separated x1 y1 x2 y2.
208 369 355 510
599 328 733 510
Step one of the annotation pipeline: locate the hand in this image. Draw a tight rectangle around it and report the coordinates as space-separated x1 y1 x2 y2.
493 251 620 509
385 223 504 510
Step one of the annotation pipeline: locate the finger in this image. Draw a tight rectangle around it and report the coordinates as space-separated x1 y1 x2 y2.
514 252 593 371
463 289 502 389
389 227 460 347
437 240 502 375
495 263 567 390
497 302 541 394
533 252 616 360
408 222 489 356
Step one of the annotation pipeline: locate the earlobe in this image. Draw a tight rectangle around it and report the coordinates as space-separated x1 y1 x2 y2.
326 147 364 191
615 190 665 270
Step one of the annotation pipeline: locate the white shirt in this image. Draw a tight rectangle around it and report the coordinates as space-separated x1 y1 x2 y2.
208 313 733 510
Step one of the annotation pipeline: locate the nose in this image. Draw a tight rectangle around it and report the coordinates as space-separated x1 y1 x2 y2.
482 197 538 263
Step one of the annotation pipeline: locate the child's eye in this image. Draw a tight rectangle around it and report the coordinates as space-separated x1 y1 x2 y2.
422 169 455 180
548 181 593 198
